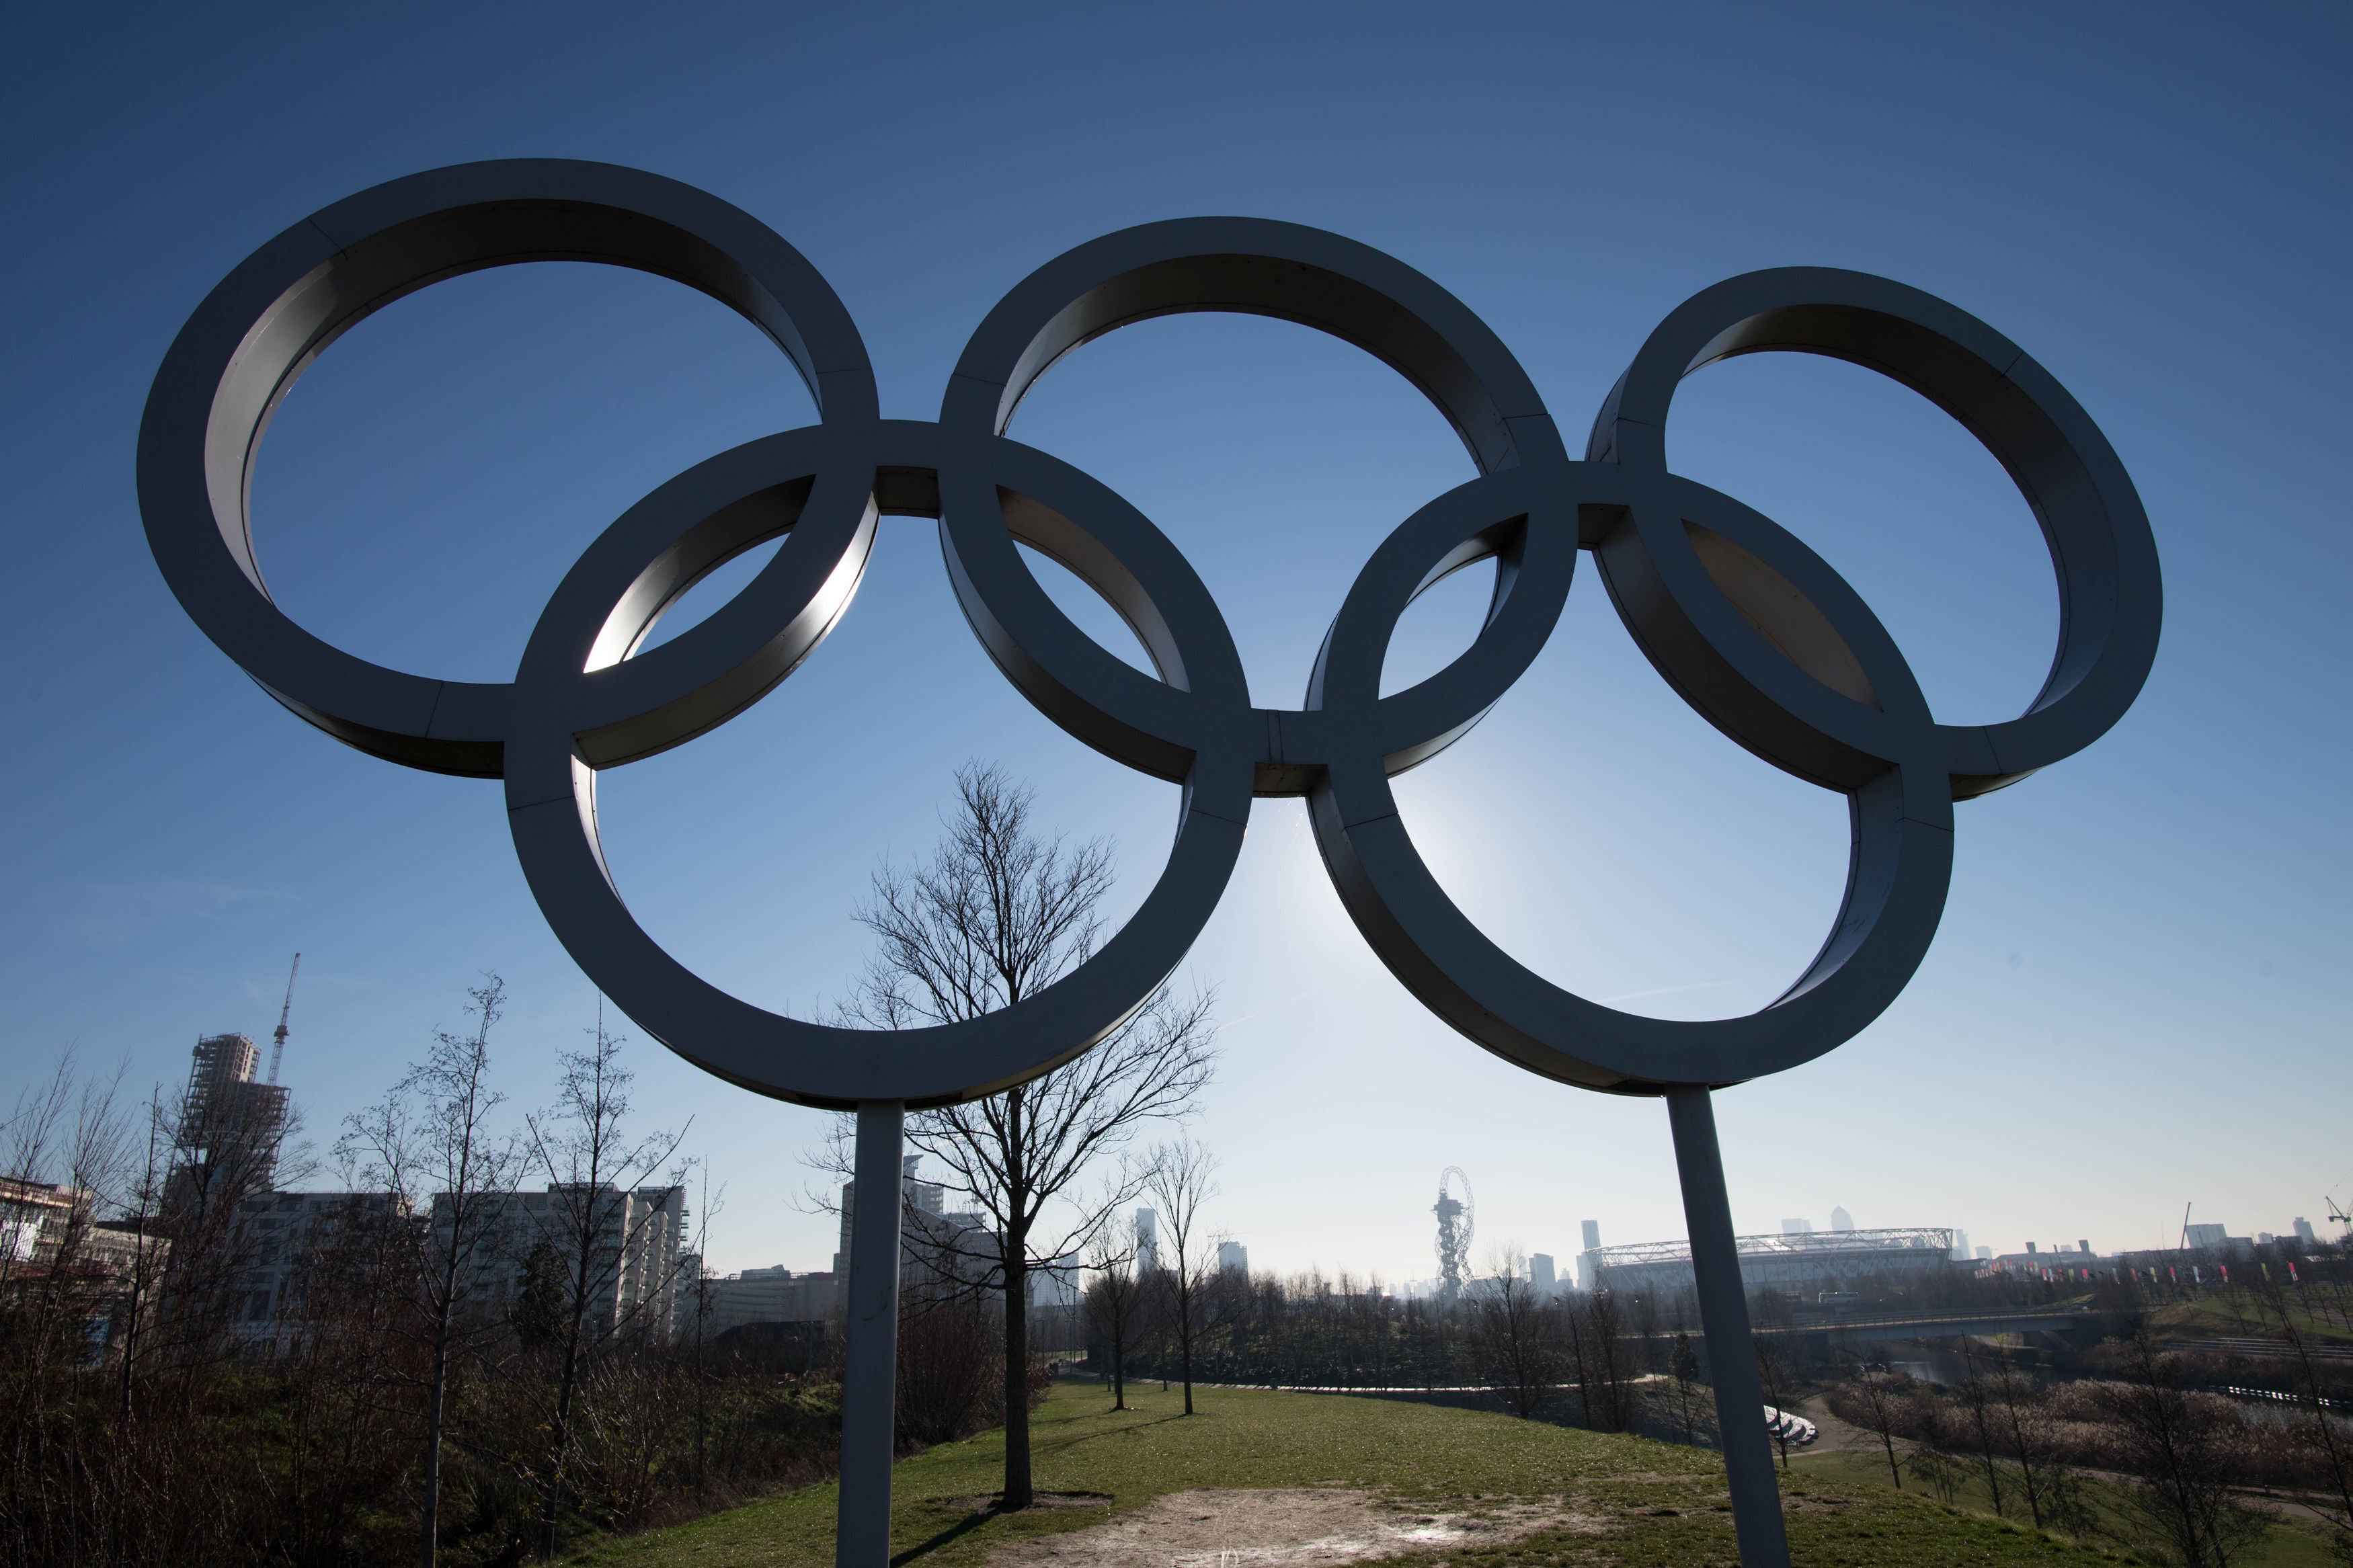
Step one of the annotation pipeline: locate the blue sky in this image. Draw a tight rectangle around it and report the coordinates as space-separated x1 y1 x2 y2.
3 3 2346 1281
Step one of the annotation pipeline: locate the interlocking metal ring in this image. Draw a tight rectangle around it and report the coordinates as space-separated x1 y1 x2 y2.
139 159 2161 1108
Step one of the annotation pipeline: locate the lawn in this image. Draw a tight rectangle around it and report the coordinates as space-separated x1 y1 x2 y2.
1790 1447 2338 1567
573 1378 2138 1567
2144 1299 2353 1346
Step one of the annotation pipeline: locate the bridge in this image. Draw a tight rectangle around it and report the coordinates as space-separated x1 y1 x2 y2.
1751 1307 2113 1352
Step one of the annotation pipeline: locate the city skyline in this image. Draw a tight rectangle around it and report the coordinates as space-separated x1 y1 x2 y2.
3 7 2348 1288
112 1025 2340 1288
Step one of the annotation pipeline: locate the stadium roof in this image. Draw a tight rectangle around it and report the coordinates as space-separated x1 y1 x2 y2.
1592 1227 1953 1267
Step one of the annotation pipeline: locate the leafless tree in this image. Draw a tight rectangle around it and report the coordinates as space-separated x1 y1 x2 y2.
107 1089 175 1431
1953 1368 2011 1518
1909 1442 1964 1506
1667 1331 1705 1445
895 1292 1004 1448
1146 1138 1218 1417
1468 1247 1556 1418
1082 1220 1144 1410
1841 1366 1909 1490
680 1167 724 1497
1581 1290 1638 1432
835 762 1218 1509
262 1185 417 1565
1 1055 132 1336
1987 1367 2087 1534
2248 1267 2353 1561
2091 1325 2268 1567
1 1056 136 1557
1755 1335 1794 1470
1560 1290 1597 1428
519 1014 689 1562
340 977 523 1568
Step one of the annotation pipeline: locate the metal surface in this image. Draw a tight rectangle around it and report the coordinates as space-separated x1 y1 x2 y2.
267 951 299 1085
141 159 2162 1565
838 1104 904 1568
1669 1087 1788 1567
1592 1226 1956 1266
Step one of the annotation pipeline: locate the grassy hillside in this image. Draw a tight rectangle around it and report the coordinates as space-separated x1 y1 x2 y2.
571 1379 2138 1567
1791 1447 2336 1567
2144 1298 2353 1345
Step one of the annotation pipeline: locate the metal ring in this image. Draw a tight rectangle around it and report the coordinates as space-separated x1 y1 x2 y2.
1308 462 1954 1091
504 422 1250 1108
934 217 1574 778
140 165 2162 1106
1589 267 2162 798
136 158 877 778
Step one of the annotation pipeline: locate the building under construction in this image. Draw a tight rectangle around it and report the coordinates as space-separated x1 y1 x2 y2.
1583 1226 1956 1297
169 1032 292 1209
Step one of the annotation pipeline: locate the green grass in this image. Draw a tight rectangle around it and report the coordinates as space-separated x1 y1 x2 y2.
1790 1447 2337 1567
572 1379 2141 1567
2145 1300 2353 1346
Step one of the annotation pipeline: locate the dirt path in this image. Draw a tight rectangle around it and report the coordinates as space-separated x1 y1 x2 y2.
986 1489 1601 1568
1793 1394 1882 1456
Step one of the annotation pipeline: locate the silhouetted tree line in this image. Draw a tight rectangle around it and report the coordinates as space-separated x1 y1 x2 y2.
1088 1257 1701 1440
0 992 1014 1568
1827 1268 2353 1568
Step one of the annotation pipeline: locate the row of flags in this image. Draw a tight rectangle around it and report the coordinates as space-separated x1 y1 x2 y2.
2011 1260 2303 1286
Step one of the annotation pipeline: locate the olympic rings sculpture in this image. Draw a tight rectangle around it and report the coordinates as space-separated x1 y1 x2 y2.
138 160 2160 1110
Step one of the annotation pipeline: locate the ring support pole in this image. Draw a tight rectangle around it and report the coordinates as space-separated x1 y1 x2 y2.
838 1102 905 1568
1665 1086 1790 1568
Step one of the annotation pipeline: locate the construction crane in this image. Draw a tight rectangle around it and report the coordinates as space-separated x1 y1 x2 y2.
267 953 301 1084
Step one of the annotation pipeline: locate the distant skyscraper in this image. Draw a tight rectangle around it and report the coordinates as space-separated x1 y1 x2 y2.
1530 1253 1556 1293
1951 1229 1971 1260
2185 1223 2227 1249
1829 1206 1854 1233
834 1153 944 1285
171 1032 290 1204
1781 1218 1813 1236
1135 1207 1158 1270
1581 1219 1600 1252
2295 1217 2318 1246
1975 1245 1992 1260
454 1182 690 1341
1217 1240 1247 1277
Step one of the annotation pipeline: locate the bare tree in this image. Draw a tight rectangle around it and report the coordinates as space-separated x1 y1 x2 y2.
2091 1325 2268 1568
0 1055 136 1557
2248 1266 2353 1561
1908 1442 1964 1506
1668 1332 1704 1445
1839 1366 1909 1490
108 1089 175 1431
681 1167 723 1497
1560 1290 1597 1428
1082 1220 1144 1411
1146 1139 1217 1417
340 977 522 1568
1581 1290 1636 1432
836 762 1218 1509
1953 1365 2011 1519
1987 1367 2087 1534
1755 1336 1794 1470
1467 1247 1555 1418
520 1015 690 1562
0 1055 132 1333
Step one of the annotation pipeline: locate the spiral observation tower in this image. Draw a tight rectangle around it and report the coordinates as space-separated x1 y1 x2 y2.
1434 1167 1474 1304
